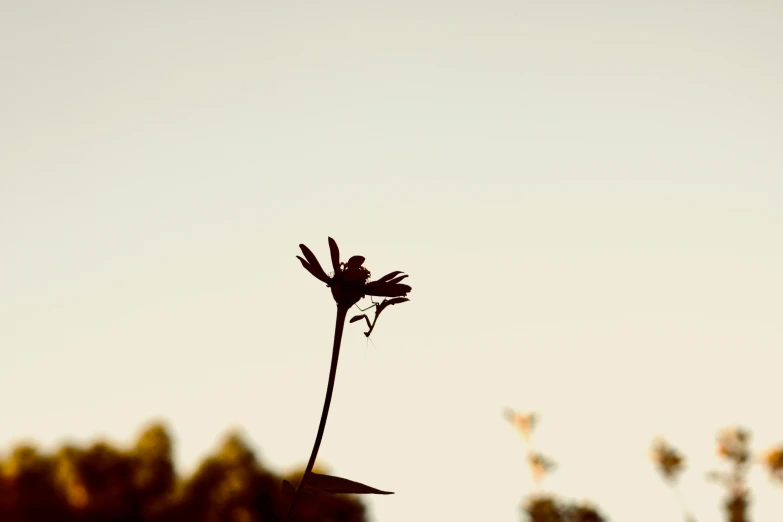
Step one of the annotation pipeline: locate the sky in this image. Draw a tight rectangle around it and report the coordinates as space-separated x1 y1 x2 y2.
2 1 782 521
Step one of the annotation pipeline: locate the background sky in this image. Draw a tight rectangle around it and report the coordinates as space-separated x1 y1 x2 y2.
2 1 782 521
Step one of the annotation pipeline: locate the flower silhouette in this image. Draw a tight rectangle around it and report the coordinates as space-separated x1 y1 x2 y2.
297 237 411 308
285 237 411 522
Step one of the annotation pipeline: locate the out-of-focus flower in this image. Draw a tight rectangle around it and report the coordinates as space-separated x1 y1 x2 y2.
762 446 783 481
529 453 557 482
297 237 411 309
650 438 685 481
716 427 751 465
504 409 537 441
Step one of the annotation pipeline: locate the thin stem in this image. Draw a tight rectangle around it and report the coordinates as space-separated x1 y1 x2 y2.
670 482 697 522
284 305 349 522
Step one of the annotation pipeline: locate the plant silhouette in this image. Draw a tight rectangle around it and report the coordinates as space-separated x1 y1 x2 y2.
286 237 411 522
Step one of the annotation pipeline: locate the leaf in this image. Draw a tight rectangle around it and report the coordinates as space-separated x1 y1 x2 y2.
350 315 367 323
282 479 296 497
306 472 394 495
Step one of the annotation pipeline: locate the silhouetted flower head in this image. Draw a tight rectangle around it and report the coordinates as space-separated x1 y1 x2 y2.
297 237 411 308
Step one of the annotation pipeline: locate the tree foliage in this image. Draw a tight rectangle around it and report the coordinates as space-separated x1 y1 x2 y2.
0 423 366 522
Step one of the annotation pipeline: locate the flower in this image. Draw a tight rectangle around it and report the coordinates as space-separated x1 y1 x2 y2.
528 452 556 482
504 409 537 441
297 237 411 308
715 427 751 464
762 446 783 480
650 438 685 481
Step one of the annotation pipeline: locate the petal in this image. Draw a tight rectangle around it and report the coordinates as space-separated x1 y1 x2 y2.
376 271 403 283
298 244 323 270
296 256 329 283
385 274 409 285
364 281 411 297
346 255 366 269
296 252 330 284
328 237 341 275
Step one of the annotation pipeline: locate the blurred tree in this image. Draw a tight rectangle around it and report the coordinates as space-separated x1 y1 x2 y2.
522 495 605 522
131 423 175 521
0 422 367 522
1 444 69 522
524 496 560 522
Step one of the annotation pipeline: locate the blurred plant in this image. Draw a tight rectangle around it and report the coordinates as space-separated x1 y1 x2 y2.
1 443 67 521
650 426 783 522
505 409 606 522
761 445 783 485
560 501 606 522
504 409 553 487
521 487 606 521
650 437 696 522
650 438 685 482
505 409 537 443
528 454 557 485
707 427 753 522
286 237 411 522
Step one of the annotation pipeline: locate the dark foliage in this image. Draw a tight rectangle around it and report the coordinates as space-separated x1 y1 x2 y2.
523 495 606 522
0 423 366 522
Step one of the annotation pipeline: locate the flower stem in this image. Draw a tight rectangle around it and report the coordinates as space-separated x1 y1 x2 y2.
284 305 349 522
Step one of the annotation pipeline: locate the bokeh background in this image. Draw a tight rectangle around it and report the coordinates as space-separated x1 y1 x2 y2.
2 1 782 521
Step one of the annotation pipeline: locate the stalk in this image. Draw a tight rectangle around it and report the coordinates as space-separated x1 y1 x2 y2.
284 305 349 522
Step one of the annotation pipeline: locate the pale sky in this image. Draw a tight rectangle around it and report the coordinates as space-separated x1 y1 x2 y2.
2 2 783 521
